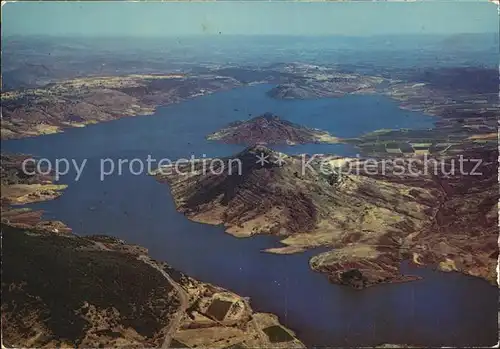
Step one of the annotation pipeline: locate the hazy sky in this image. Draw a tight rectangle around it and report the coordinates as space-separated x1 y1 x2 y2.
2 1 498 37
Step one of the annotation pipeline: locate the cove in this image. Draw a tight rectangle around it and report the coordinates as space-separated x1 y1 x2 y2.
2 84 497 347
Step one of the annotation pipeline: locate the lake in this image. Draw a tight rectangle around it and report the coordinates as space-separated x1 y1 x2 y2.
2 84 497 347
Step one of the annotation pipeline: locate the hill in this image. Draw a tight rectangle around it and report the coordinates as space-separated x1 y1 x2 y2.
153 145 498 288
207 113 339 145
1 224 304 348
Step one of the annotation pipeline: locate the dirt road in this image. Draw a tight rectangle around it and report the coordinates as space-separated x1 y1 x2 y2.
137 255 189 349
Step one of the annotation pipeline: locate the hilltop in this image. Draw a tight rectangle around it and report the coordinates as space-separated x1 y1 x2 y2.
207 113 340 145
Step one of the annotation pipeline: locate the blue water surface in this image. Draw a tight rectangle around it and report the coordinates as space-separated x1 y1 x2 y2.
2 84 497 347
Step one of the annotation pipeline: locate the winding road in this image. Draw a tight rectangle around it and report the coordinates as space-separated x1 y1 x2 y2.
138 255 189 349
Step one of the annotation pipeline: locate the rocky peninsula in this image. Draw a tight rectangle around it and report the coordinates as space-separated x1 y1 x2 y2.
1 153 71 233
153 144 498 289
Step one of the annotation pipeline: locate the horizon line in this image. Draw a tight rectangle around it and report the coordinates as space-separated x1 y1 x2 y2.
3 32 499 38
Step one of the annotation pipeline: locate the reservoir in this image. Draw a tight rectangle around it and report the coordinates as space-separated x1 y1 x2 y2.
3 84 497 347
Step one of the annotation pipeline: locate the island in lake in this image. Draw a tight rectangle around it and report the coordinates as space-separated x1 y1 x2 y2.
207 112 340 145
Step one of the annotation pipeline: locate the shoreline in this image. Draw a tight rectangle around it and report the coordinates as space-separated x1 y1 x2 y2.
0 152 305 348
153 142 498 289
1 64 497 346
